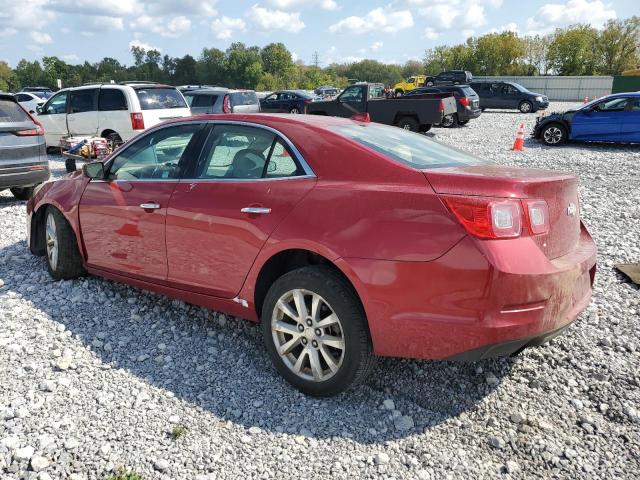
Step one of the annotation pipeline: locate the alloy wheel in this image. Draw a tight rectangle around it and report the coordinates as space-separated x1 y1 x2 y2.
290 108 300 114
271 289 345 382
543 126 563 144
46 213 58 271
520 102 532 113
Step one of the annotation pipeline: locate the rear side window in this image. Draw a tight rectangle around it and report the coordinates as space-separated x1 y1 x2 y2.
69 89 97 113
230 91 259 107
99 89 128 111
191 94 218 108
136 88 187 110
331 123 484 169
15 94 32 102
0 99 30 122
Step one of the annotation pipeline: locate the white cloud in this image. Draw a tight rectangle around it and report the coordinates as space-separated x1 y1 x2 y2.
419 2 486 30
50 0 143 16
129 39 161 52
265 0 337 10
165 16 192 37
246 5 305 33
423 27 439 40
526 0 616 35
61 53 80 62
130 14 191 37
146 0 217 17
211 16 246 40
329 7 414 34
371 41 383 51
485 22 519 34
89 16 124 31
0 27 17 37
0 0 55 30
30 31 52 44
27 45 43 52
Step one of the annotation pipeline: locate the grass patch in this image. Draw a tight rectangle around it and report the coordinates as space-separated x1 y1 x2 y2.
171 424 187 440
105 469 143 480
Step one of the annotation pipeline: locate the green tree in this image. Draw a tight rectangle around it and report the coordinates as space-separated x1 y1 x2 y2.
197 47 226 85
172 55 197 85
225 43 263 89
14 60 45 89
471 32 525 75
597 17 640 75
523 35 552 75
547 25 599 75
0 62 20 91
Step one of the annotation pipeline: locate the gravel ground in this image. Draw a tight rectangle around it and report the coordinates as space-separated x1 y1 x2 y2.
1 102 639 480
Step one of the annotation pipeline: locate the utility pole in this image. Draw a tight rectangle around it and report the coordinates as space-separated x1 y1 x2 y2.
312 51 320 68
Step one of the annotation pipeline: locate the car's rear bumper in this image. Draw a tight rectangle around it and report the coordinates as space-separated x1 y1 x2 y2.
459 107 482 121
0 165 50 189
339 223 597 360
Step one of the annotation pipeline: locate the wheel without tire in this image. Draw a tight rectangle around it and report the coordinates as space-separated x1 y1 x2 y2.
262 266 375 397
289 107 300 114
396 116 419 132
10 186 34 200
519 101 533 113
541 123 566 146
44 206 86 280
441 114 458 128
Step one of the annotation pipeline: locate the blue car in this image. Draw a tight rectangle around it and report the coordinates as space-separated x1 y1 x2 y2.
260 90 318 114
533 93 640 146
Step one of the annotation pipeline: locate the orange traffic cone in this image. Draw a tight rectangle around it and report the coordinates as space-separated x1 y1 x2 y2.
512 123 525 151
583 96 589 104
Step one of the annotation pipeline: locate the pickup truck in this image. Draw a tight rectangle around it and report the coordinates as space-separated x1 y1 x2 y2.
306 82 457 132
393 75 427 96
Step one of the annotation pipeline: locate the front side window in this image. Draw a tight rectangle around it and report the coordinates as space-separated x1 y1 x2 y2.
108 124 199 180
195 125 303 180
340 86 364 103
630 98 640 111
98 89 127 111
69 89 97 113
331 122 484 170
264 93 278 102
43 91 68 115
594 98 628 112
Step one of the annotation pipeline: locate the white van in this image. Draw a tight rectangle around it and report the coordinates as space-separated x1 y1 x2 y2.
36 82 191 148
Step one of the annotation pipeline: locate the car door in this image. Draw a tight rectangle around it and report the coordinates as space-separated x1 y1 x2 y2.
571 97 627 141
78 123 204 282
67 88 99 137
619 97 640 142
165 123 316 298
37 90 69 147
335 85 366 117
261 93 279 113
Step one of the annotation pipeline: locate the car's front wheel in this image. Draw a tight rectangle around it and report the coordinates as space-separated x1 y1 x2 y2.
289 107 300 114
10 186 34 200
519 100 533 113
396 116 419 131
425 81 434 87
262 266 375 397
541 123 567 146
44 206 86 280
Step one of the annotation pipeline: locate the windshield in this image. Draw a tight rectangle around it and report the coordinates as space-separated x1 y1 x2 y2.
136 88 187 110
331 123 485 169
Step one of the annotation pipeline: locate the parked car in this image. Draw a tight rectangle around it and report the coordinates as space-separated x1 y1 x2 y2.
15 92 46 114
427 70 473 86
306 82 457 132
533 93 640 146
26 113 596 396
314 86 339 97
182 88 260 115
404 85 481 126
470 81 549 113
20 87 54 100
0 93 49 200
36 82 190 149
260 90 318 114
393 75 427 96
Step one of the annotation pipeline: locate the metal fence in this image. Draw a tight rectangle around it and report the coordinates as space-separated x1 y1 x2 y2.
472 76 613 101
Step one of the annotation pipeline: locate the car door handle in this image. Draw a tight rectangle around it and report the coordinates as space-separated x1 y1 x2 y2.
241 207 271 215
140 203 161 210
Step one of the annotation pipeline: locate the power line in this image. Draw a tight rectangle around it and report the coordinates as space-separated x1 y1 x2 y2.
312 51 320 68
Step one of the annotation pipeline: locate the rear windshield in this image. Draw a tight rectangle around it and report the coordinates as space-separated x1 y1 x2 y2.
191 94 219 108
331 123 484 169
0 99 30 123
135 88 187 110
461 86 477 96
230 91 259 106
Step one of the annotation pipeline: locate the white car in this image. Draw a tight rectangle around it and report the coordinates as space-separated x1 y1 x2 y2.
15 92 45 114
36 82 191 149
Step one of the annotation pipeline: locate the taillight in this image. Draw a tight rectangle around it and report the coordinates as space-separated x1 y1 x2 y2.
222 95 231 113
130 112 145 130
458 96 470 107
523 199 550 235
439 99 444 113
15 104 45 136
304 98 313 104
442 196 522 239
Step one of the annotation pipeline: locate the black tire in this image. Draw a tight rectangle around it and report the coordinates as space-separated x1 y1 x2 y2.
10 186 34 200
481 108 486 112
396 116 419 132
519 100 533 113
540 123 567 146
106 132 123 151
289 107 300 114
44 206 86 280
420 124 432 133
395 90 403 97
458 119 469 125
261 266 375 397
441 114 458 128
425 81 434 87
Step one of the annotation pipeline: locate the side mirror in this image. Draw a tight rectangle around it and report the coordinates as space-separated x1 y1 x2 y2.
83 161 105 180
36 105 43 114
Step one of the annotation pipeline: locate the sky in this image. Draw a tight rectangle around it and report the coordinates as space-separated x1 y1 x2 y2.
0 0 637 67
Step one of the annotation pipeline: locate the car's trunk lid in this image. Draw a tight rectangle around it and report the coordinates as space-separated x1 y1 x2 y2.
424 165 581 259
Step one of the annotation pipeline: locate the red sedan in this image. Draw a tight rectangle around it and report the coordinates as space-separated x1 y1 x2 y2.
26 114 596 396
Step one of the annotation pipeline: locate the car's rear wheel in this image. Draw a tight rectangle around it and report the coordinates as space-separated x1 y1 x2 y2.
289 107 300 114
458 119 469 125
541 123 567 146
10 186 34 200
44 206 86 280
262 266 375 397
425 81 434 87
441 114 458 128
395 90 403 97
519 100 533 113
396 116 419 132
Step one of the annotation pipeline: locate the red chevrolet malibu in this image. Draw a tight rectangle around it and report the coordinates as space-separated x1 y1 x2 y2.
26 114 596 396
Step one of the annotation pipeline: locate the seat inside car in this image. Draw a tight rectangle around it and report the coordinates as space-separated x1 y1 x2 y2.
228 149 265 179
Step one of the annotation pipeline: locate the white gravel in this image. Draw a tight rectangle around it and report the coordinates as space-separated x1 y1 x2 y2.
1 102 639 479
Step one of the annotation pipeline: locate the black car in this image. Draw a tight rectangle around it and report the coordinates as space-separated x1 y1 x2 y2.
404 85 481 126
469 81 549 113
260 90 319 114
0 94 49 200
426 70 473 87
181 88 260 114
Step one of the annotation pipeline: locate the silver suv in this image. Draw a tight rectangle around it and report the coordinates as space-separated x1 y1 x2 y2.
180 87 261 115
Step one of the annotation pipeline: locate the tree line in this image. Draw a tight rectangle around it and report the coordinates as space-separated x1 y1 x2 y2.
0 17 637 93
